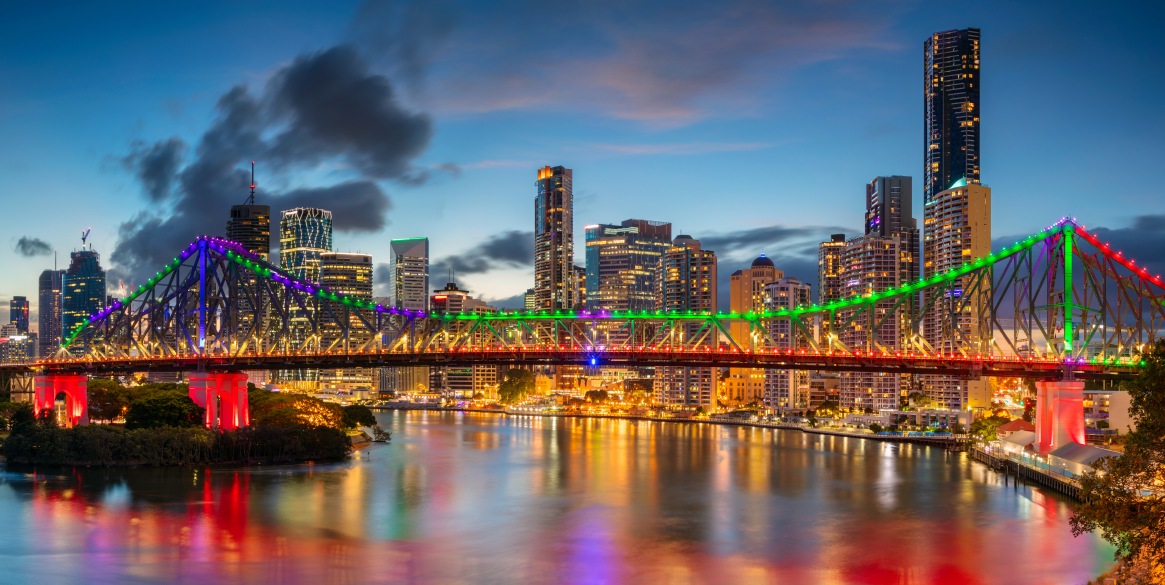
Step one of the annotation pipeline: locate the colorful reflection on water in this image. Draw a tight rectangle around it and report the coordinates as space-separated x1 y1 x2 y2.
0 411 1115 584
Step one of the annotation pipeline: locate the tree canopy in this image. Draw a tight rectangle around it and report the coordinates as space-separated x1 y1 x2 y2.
342 404 377 428
498 369 535 404
1071 340 1165 575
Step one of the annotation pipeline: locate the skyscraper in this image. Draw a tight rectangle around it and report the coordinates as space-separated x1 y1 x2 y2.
62 249 106 356
9 296 29 334
38 269 64 357
389 238 429 395
655 235 717 409
727 255 782 407
817 234 847 304
319 252 374 391
226 167 271 261
584 219 672 312
534 165 575 311
866 176 919 288
391 238 429 312
922 182 992 410
924 28 981 203
838 236 906 412
280 208 333 283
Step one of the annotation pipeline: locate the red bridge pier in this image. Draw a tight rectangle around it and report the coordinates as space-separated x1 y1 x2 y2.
33 374 89 427
189 372 250 430
1035 380 1085 453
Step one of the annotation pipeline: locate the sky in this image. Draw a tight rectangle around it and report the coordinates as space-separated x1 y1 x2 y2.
2 0 1164 328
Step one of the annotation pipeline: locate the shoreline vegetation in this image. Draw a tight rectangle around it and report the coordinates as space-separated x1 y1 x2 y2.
0 381 385 467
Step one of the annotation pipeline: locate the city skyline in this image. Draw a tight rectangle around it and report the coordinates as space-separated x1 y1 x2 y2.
3 1 1165 328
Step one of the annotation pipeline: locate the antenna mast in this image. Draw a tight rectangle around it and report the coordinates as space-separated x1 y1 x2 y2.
246 161 256 206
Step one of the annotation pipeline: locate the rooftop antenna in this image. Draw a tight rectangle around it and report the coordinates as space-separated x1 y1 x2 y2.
245 161 256 206
81 227 91 250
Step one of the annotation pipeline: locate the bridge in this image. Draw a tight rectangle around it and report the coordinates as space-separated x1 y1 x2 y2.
1 217 1161 451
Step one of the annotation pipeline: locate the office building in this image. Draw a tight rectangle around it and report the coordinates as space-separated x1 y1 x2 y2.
924 28 981 203
226 206 271 261
38 269 64 357
838 236 906 412
726 254 782 407
62 249 106 356
279 207 332 386
584 219 672 312
319 252 374 391
922 182 992 410
523 288 536 311
9 296 29 335
429 280 500 397
818 234 847 305
763 277 812 410
866 176 919 288
389 237 430 395
654 235 717 409
534 165 575 311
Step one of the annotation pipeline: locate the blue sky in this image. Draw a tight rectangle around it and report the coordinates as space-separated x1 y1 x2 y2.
2 0 1164 324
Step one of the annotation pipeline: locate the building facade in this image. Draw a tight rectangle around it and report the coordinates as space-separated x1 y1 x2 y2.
922 183 992 410
9 296 29 334
318 252 374 391
655 235 718 409
388 237 430 395
62 249 106 356
584 219 672 312
226 204 271 261
534 166 575 311
818 234 847 305
763 277 812 410
924 28 981 203
38 269 64 357
838 235 906 412
278 208 332 386
727 255 783 407
865 176 919 289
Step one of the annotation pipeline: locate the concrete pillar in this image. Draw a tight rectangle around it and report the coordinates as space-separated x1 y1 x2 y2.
189 372 250 430
1035 379 1085 454
33 374 89 427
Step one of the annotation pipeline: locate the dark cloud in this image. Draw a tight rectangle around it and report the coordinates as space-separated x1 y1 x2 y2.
14 236 53 257
121 138 186 201
373 263 393 298
431 230 534 280
112 43 432 285
995 215 1165 279
701 224 850 257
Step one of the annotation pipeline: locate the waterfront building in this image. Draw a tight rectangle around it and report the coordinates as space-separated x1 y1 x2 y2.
924 28 981 203
762 277 812 410
9 296 29 335
319 253 374 391
62 249 106 356
38 269 64 357
727 254 783 407
0 332 33 363
922 182 992 410
523 288 536 311
389 237 430 394
429 281 500 397
817 234 847 305
838 235 906 412
534 165 575 311
279 207 332 386
585 219 673 312
654 235 717 409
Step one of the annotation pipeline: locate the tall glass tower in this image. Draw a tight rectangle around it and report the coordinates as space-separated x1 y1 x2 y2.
226 165 271 261
62 249 106 356
9 297 29 334
584 219 671 312
279 208 333 283
924 28 980 202
391 238 429 311
38 269 64 356
534 165 575 311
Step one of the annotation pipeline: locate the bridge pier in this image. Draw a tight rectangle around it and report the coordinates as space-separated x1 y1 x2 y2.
33 374 88 427
1035 380 1085 454
189 372 249 430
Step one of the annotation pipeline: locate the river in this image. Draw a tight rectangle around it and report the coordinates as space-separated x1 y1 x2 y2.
0 411 1115 584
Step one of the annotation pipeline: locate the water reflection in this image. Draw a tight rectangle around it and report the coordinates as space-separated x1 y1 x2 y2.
0 411 1114 585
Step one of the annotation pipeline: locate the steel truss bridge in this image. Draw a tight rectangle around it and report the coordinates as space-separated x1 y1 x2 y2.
0 218 1158 381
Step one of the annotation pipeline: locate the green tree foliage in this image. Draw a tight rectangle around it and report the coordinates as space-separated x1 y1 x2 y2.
868 423 884 434
87 378 130 423
969 414 1011 440
342 404 377 428
498 369 535 404
124 392 205 430
247 387 344 429
584 390 609 403
1071 340 1165 572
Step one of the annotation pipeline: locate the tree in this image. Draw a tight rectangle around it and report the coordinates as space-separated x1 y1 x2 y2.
342 404 377 429
1071 340 1165 574
498 369 535 404
1021 397 1037 423
949 420 967 435
969 414 1011 441
88 378 129 423
868 423 884 434
585 390 609 403
124 393 205 429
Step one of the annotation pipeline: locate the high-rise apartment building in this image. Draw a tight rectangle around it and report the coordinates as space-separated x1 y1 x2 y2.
922 183 992 410
9 297 29 334
534 166 575 311
655 235 717 409
38 269 64 357
319 252 374 391
924 28 981 203
584 219 672 312
391 238 429 312
523 289 537 311
838 236 906 412
866 176 919 288
727 254 783 407
62 249 106 356
763 277 812 410
818 234 847 305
